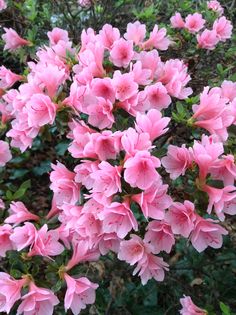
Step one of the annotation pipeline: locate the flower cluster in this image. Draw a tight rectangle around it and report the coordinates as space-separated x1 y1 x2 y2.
170 5 232 50
0 3 235 313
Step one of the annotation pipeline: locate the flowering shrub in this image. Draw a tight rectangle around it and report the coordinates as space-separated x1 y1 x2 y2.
0 0 236 314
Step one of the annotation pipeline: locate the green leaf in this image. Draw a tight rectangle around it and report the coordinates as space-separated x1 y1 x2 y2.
220 302 231 315
13 179 31 199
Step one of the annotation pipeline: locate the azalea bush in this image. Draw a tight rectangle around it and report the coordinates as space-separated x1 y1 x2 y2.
0 0 236 314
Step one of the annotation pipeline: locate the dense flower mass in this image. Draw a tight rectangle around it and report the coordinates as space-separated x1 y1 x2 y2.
0 1 235 313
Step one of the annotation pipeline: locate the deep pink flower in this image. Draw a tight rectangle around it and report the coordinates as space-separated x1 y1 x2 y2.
185 13 205 33
0 224 13 257
5 201 39 226
124 150 160 190
197 29 219 50
145 220 175 254
170 12 185 29
213 16 233 41
190 215 228 252
0 273 27 314
162 144 193 179
17 282 59 315
124 21 146 45
64 274 98 315
165 200 196 237
180 295 207 315
2 28 29 51
109 38 134 68
0 140 12 166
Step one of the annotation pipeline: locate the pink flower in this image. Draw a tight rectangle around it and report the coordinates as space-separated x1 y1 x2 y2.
91 78 115 102
47 27 69 45
98 24 120 50
113 71 138 101
135 109 170 141
180 295 207 315
202 184 236 221
162 144 193 179
207 0 224 15
124 21 146 45
0 198 5 210
118 234 147 265
185 13 205 33
25 94 57 127
197 29 219 50
90 161 122 197
170 12 185 29
0 0 7 11
0 140 12 166
124 151 160 190
0 224 13 257
78 0 92 8
165 200 196 237
50 161 81 206
2 28 29 51
142 25 170 50
145 82 171 110
98 201 138 238
10 222 36 251
209 154 236 185
5 201 39 226
87 98 114 130
213 16 233 42
221 80 236 101
17 282 59 315
121 127 152 156
0 273 27 314
145 220 175 254
0 66 22 89
109 38 134 68
132 179 172 220
64 274 98 315
74 160 99 190
190 215 228 252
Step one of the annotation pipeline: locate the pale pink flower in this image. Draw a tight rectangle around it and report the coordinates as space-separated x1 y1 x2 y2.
224 198 236 216
145 220 175 254
0 273 27 314
118 234 147 265
113 71 138 101
2 28 29 51
50 161 81 206
90 161 122 197
121 127 152 156
132 179 172 220
17 282 59 315
221 80 236 101
74 160 99 190
0 224 13 257
145 82 171 110
136 49 161 80
213 16 233 41
190 215 228 252
124 150 160 190
25 94 57 127
131 61 152 85
98 201 138 238
87 97 114 130
135 109 170 141
0 140 12 166
98 232 121 255
0 66 22 89
5 201 39 226
209 154 236 185
47 27 69 45
185 13 205 33
202 184 236 221
0 0 7 11
207 0 224 15
0 198 5 210
109 38 134 68
162 144 193 179
165 200 196 237
78 0 92 8
124 21 146 45
197 29 219 50
98 24 120 50
64 274 98 315
10 222 36 251
180 295 207 315
142 25 170 50
170 12 185 29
